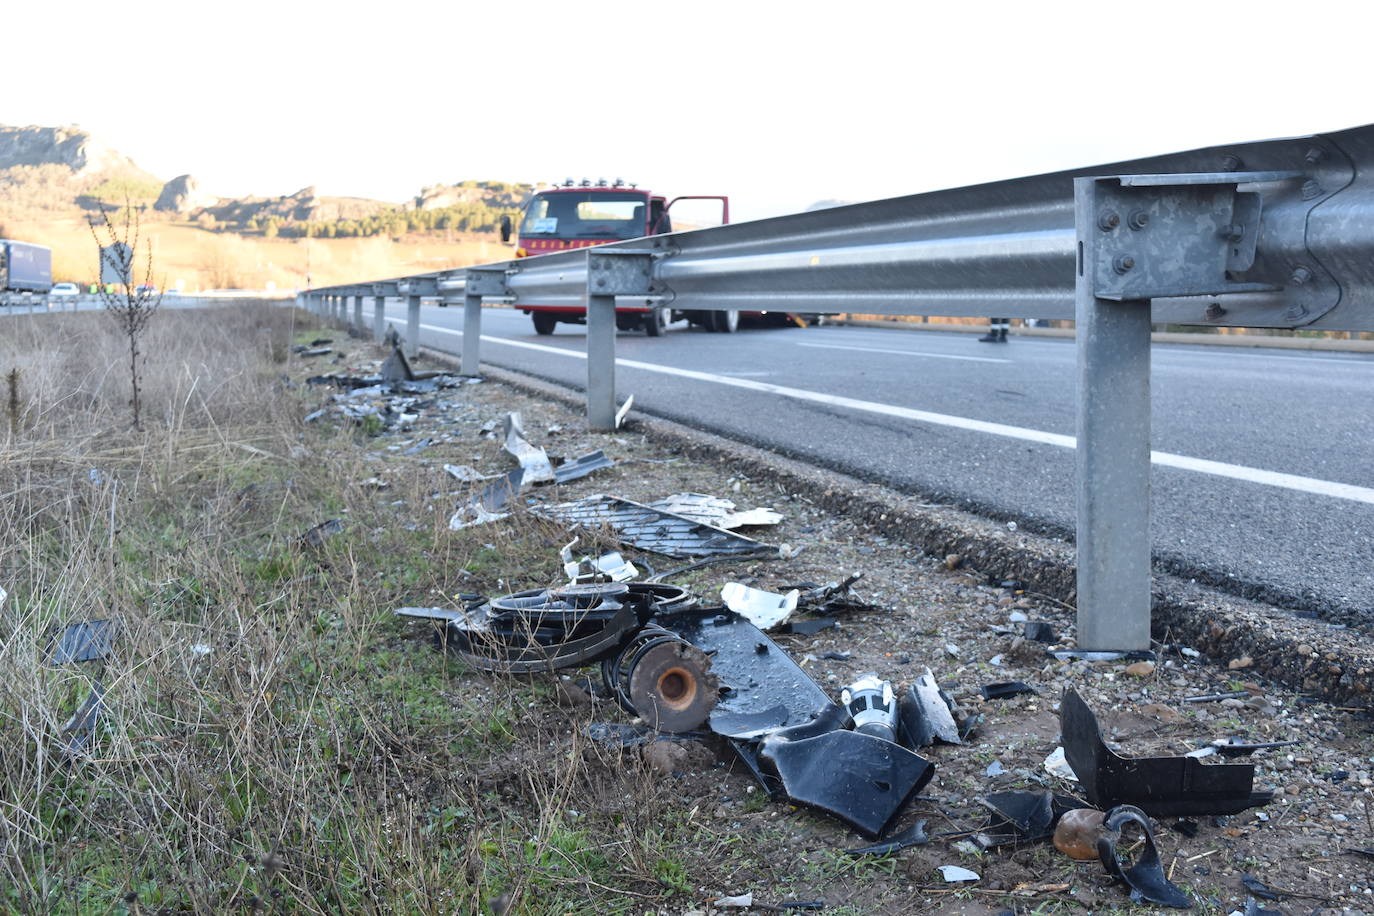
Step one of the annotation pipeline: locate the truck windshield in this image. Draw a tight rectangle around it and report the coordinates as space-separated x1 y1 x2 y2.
520 191 650 240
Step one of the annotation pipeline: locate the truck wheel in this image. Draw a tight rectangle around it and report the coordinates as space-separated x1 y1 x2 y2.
644 307 670 337
709 309 739 333
532 313 558 335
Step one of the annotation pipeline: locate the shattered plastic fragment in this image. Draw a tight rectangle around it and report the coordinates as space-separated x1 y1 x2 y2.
1062 689 1272 817
60 681 105 760
1186 739 1301 760
649 493 783 530
783 618 838 636
502 412 555 484
720 583 799 630
614 394 634 429
300 518 346 548
541 495 769 558
976 790 1089 848
845 819 929 856
938 865 979 882
560 539 639 584
713 893 752 909
444 464 497 483
1044 747 1079 781
448 468 523 530
1096 805 1193 908
981 681 1037 701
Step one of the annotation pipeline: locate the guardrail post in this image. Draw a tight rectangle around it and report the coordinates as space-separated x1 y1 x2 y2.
584 251 654 431
372 292 386 342
1074 177 1153 651
406 295 421 357
586 293 617 429
463 293 482 375
351 294 363 331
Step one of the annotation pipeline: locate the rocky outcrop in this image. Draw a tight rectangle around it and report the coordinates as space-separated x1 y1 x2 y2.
155 174 218 213
0 124 146 178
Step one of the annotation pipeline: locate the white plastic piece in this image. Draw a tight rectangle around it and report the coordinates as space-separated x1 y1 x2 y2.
720 582 799 631
938 865 980 882
1044 746 1079 781
713 893 753 908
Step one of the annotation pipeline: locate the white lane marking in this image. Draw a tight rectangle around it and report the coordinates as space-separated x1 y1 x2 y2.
795 340 1011 364
1155 347 1374 367
409 320 1374 505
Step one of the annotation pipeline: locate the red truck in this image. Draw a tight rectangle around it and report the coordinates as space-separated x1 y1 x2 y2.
500 179 733 336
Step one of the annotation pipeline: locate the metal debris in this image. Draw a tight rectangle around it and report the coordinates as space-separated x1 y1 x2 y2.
1186 738 1301 759
897 668 961 747
1096 804 1193 909
720 583 799 630
502 412 555 484
50 619 116 664
380 346 414 381
1061 689 1272 817
560 538 638 584
1023 621 1057 643
614 395 634 429
540 494 771 558
300 518 346 548
448 468 523 530
444 464 497 483
649 492 783 529
553 450 614 484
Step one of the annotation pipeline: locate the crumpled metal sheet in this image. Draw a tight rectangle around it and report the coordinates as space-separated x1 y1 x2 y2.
898 668 961 747
50 619 117 664
540 495 770 558
1062 689 1272 817
553 450 614 484
60 682 105 760
448 468 523 530
502 412 555 484
649 493 783 529
560 538 638 583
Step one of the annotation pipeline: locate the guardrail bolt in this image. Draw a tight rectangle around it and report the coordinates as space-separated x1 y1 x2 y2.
1300 179 1323 200
1098 212 1120 231
596 278 607 288
1304 146 1327 164
1221 223 1245 242
1113 254 1136 274
1289 265 1313 286
1220 154 1243 172
1205 302 1227 320
1127 210 1150 231
1283 304 1309 322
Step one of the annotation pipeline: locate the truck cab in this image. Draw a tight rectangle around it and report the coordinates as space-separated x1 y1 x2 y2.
503 179 728 336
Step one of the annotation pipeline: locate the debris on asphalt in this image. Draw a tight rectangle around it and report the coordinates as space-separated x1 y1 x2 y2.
540 494 772 558
49 618 116 664
1061 689 1273 816
553 450 614 484
845 819 929 856
720 582 799 630
1052 806 1106 859
1095 804 1192 908
649 492 784 529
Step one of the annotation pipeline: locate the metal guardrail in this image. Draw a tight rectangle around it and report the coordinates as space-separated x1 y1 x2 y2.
302 123 1374 654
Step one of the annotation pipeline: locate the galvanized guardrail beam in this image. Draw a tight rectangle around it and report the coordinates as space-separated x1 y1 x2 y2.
308 122 1374 653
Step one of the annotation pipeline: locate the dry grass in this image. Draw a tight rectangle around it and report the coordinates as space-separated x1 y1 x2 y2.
0 306 720 914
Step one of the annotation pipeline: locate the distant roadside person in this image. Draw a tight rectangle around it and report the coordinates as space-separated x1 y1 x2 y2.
979 317 1009 343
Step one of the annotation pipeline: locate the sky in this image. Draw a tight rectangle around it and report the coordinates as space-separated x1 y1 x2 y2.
7 0 1373 223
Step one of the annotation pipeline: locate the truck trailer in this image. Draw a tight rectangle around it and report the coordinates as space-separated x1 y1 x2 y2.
0 240 54 298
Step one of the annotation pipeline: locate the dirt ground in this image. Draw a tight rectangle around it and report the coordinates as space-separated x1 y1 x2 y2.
296 327 1374 916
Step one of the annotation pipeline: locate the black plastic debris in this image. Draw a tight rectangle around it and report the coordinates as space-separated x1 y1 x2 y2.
845 819 929 856
786 573 873 615
1061 689 1272 817
820 651 851 662
292 345 332 357
1242 899 1282 916
553 450 614 484
897 669 961 748
1171 819 1200 838
974 790 1089 848
541 495 771 559
981 681 1037 701
760 724 935 838
300 518 346 548
1240 875 1288 902
49 619 116 664
1023 621 1057 643
1096 805 1192 909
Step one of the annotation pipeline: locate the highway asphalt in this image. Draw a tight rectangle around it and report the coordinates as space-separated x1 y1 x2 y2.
379 303 1374 625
